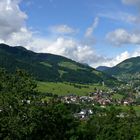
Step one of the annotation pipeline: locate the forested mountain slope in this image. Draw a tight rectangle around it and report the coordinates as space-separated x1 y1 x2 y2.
0 43 117 85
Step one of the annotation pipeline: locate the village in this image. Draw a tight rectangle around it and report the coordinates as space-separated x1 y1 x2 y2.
58 88 140 119
60 89 135 106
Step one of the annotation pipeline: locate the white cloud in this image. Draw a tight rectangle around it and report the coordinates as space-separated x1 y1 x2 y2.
25 0 34 7
82 17 99 46
121 0 140 25
0 0 34 47
106 28 140 46
122 0 140 12
49 25 77 35
0 0 27 40
99 11 140 24
85 17 99 37
6 27 33 47
122 0 140 5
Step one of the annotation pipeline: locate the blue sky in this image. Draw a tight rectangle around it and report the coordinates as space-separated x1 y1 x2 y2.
0 0 140 67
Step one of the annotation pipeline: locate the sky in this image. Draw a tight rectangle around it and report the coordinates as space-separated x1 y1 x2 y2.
0 0 140 68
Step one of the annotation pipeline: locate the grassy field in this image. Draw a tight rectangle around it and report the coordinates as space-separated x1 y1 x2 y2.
117 106 140 116
37 82 108 96
104 106 140 116
112 93 124 100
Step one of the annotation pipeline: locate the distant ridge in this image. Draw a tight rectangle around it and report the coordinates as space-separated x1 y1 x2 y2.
96 66 111 71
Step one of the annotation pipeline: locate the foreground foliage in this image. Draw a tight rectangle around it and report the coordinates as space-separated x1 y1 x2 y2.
0 69 140 140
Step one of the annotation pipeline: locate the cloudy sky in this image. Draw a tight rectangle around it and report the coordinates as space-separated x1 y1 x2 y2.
0 0 140 68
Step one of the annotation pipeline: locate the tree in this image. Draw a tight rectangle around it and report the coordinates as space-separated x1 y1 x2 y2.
0 69 38 139
0 69 80 140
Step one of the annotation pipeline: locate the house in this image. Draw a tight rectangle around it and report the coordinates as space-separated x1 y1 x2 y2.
123 101 129 106
75 109 93 119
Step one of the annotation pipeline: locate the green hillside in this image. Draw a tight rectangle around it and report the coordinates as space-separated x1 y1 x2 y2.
0 43 117 85
105 56 140 81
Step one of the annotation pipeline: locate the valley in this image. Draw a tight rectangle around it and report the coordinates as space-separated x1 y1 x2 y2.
1 44 140 139
1 0 140 139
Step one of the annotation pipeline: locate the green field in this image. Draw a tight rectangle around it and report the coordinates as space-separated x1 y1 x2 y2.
112 93 124 100
116 106 140 116
37 82 107 96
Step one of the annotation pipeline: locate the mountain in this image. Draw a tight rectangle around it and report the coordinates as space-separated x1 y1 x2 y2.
0 43 117 85
96 66 111 71
104 56 140 81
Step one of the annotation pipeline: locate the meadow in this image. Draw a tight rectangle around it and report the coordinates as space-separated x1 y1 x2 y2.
37 81 107 96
